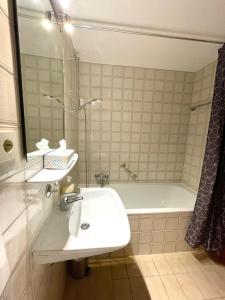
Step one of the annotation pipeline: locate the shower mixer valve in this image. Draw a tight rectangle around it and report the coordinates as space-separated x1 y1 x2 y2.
95 172 109 187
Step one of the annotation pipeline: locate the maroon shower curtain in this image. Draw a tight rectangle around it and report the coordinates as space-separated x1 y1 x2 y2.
185 44 225 252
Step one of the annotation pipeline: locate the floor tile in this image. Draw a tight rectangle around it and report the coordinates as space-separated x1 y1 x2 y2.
145 276 169 300
95 262 114 300
113 278 132 300
191 269 220 299
175 273 204 300
177 252 202 272
129 277 151 300
139 255 158 276
63 253 225 300
160 274 187 300
152 254 173 275
125 256 142 278
164 253 187 274
111 259 127 279
203 268 225 297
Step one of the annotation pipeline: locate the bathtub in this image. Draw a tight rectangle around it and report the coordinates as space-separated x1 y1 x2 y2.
110 183 196 214
108 183 196 255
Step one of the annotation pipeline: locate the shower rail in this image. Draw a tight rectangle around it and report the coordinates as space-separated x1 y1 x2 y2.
190 101 211 111
120 163 137 180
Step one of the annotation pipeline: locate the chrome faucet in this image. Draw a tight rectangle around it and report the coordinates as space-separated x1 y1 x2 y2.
60 192 83 211
95 172 109 187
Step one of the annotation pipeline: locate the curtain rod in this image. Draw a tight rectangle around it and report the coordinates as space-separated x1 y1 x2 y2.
18 13 225 45
72 23 224 45
190 101 211 111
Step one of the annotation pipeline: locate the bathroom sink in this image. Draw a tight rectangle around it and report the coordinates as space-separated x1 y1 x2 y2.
32 188 130 264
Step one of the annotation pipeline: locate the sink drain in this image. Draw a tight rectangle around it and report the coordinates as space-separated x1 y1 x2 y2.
81 223 90 230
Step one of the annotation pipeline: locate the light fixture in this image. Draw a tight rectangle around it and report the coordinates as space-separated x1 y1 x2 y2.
58 0 70 9
64 14 73 34
41 11 53 31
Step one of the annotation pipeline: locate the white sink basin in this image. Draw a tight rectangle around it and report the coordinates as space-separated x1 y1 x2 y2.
33 188 130 264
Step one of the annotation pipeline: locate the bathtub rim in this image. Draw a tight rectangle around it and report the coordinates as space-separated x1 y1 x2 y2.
126 207 193 215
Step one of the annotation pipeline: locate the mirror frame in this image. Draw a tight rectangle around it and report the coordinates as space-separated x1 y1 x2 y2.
12 0 27 159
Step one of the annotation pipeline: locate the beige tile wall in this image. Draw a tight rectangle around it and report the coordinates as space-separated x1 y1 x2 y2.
182 61 216 191
94 212 192 258
21 54 64 152
0 4 66 300
125 213 192 256
79 62 194 184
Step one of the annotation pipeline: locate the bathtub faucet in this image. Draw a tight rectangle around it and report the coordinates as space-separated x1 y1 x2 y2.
120 163 137 180
95 172 109 187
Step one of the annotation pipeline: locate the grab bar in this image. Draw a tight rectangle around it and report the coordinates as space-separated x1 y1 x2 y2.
120 163 137 180
190 101 211 111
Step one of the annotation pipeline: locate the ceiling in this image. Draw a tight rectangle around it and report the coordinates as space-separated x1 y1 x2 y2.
72 28 220 72
59 0 225 71
17 0 52 13
17 0 225 71
18 17 63 59
60 0 225 39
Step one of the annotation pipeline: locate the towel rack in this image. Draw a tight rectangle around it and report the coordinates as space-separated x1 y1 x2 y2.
190 101 211 111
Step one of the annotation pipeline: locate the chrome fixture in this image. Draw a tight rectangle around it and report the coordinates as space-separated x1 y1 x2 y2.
77 98 103 111
41 11 53 31
190 101 211 111
43 94 102 112
43 94 64 105
120 163 137 180
43 94 103 188
40 11 73 33
60 192 83 211
63 14 73 33
95 172 109 187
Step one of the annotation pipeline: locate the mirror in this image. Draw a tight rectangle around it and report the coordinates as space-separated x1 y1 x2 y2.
16 0 64 158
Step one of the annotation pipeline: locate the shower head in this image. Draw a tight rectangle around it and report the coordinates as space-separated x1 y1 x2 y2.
43 94 103 112
79 98 103 110
43 94 65 105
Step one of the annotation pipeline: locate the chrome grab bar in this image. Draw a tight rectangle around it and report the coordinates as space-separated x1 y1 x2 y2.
190 101 211 111
120 163 137 180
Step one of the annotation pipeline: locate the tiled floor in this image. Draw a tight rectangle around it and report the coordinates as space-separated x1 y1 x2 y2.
63 251 225 300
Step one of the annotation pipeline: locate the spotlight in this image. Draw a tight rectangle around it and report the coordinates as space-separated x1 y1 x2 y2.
41 11 52 31
58 0 69 9
64 15 73 33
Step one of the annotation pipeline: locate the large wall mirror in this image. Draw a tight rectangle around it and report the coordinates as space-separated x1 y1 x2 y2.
16 0 65 157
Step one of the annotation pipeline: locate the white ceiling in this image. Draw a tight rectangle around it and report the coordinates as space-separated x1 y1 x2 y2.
61 0 225 39
17 0 225 71
72 29 220 72
17 0 52 13
18 17 63 59
60 0 225 71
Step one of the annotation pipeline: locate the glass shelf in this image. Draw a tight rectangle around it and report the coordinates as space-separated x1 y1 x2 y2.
27 154 78 183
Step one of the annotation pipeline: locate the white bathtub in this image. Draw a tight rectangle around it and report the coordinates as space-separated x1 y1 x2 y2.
110 183 196 214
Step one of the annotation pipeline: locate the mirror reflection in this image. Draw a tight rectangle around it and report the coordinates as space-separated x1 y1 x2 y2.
17 0 64 154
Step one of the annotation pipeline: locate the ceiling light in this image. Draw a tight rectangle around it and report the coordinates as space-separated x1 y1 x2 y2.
64 15 73 34
41 11 52 31
58 0 69 9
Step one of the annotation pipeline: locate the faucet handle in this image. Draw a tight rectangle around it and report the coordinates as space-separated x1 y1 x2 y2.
66 194 83 203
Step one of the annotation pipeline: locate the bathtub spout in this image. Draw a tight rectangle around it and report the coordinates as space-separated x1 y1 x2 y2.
95 172 109 187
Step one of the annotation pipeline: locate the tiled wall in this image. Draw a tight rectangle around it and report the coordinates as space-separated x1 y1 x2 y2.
125 212 192 256
79 62 194 184
182 61 216 191
0 3 66 299
94 212 192 258
21 53 64 152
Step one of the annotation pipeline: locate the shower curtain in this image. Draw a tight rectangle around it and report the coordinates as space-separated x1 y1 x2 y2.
185 44 225 253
